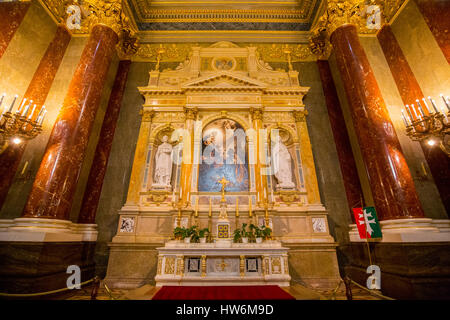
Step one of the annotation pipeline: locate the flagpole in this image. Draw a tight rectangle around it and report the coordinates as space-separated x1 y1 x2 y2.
359 194 373 267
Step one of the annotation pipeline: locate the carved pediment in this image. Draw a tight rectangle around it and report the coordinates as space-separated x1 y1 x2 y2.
182 72 267 90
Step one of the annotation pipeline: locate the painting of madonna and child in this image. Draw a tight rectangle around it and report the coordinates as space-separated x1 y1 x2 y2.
198 119 249 192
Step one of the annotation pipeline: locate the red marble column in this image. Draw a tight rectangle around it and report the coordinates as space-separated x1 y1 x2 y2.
0 1 30 59
78 60 131 224
330 24 424 221
0 25 71 210
317 60 364 220
22 24 118 220
377 24 450 214
414 0 450 64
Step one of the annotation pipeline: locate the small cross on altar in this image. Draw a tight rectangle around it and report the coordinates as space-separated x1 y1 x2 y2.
218 176 229 202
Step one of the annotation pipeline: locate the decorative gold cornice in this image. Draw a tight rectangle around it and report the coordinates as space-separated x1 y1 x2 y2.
129 0 320 23
134 43 316 63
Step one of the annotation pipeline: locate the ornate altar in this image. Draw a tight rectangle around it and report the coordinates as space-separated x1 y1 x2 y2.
105 42 341 289
155 241 290 287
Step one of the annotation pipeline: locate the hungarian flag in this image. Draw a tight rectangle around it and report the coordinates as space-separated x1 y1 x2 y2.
352 207 382 239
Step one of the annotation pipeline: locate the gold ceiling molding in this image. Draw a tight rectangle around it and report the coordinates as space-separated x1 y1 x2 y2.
129 0 319 23
133 43 316 63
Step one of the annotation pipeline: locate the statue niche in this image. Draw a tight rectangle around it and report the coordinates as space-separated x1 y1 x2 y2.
152 135 173 190
271 130 295 190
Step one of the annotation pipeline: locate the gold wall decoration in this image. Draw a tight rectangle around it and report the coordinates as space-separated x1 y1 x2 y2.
134 43 316 63
164 257 175 274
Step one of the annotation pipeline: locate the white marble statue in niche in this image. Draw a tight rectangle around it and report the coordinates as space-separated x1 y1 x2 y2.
152 135 173 190
272 139 295 190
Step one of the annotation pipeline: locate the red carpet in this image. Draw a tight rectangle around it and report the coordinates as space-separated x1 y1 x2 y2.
152 285 295 300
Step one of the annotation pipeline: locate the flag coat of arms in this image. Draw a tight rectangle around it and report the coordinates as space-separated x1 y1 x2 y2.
352 207 382 239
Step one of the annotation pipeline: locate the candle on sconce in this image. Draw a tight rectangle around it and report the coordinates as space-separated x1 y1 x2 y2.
440 94 450 111
38 109 47 126
416 100 426 116
0 93 5 112
418 105 425 118
8 95 18 113
421 98 432 114
405 105 414 121
401 110 410 126
21 100 32 117
18 98 27 114
235 198 239 217
411 104 421 120
28 104 37 120
428 97 439 113
417 99 430 114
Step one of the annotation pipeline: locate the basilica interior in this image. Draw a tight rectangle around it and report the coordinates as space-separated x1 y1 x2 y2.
0 0 449 300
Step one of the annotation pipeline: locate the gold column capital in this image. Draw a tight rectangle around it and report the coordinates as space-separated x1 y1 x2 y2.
141 110 156 122
250 107 263 121
184 107 198 120
310 0 392 40
117 29 140 60
293 109 308 122
83 0 124 35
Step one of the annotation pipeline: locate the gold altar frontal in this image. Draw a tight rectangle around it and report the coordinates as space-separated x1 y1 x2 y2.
105 42 341 290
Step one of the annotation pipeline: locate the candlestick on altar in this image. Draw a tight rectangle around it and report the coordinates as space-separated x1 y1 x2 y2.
194 196 199 217
235 198 239 217
208 197 212 217
248 196 252 218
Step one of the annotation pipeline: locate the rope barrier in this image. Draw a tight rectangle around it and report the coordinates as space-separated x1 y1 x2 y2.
347 278 395 300
0 278 95 297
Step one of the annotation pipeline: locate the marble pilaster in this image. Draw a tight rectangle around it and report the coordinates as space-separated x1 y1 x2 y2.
0 1 30 59
330 24 424 220
377 24 450 214
78 60 132 224
413 0 450 64
0 25 71 210
316 60 364 215
22 24 119 220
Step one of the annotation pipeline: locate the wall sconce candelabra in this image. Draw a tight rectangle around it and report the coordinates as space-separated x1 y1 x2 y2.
0 93 47 153
401 94 450 157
